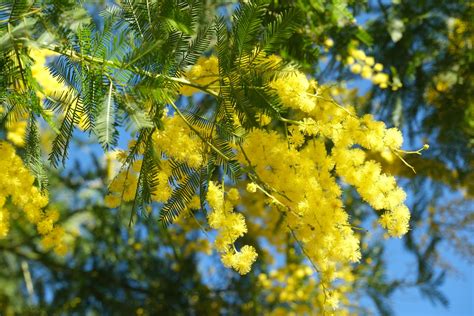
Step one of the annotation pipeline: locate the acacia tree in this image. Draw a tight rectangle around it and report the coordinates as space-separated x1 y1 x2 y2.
275 0 474 310
0 0 472 315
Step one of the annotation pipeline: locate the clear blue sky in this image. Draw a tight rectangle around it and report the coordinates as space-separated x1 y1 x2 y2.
386 238 473 316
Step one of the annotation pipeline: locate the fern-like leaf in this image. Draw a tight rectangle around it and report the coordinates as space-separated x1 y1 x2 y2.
116 96 154 132
46 89 82 167
25 115 48 190
178 23 212 69
94 79 118 149
232 0 265 61
160 167 201 226
121 0 146 39
7 0 31 24
261 8 301 52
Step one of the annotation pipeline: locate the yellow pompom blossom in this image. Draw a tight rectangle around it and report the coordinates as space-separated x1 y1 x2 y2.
246 182 258 193
350 63 362 74
0 141 66 255
227 188 240 202
351 49 366 61
425 72 460 106
346 46 400 90
374 63 384 72
360 65 373 79
207 181 257 275
288 125 305 148
104 150 122 181
324 38 334 48
255 112 272 126
179 56 219 96
29 48 64 96
6 120 27 147
153 114 204 169
269 71 317 113
0 196 9 237
257 263 357 314
365 56 375 66
105 111 204 206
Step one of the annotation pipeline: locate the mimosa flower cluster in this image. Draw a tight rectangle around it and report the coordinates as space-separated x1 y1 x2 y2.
104 113 204 208
346 46 402 90
179 55 219 96
207 182 258 275
29 48 63 96
6 120 27 147
102 54 416 309
0 142 66 255
258 263 356 314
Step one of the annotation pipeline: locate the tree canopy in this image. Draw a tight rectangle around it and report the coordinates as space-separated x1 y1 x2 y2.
0 0 472 315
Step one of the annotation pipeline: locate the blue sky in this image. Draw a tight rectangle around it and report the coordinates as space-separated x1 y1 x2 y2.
387 238 473 316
